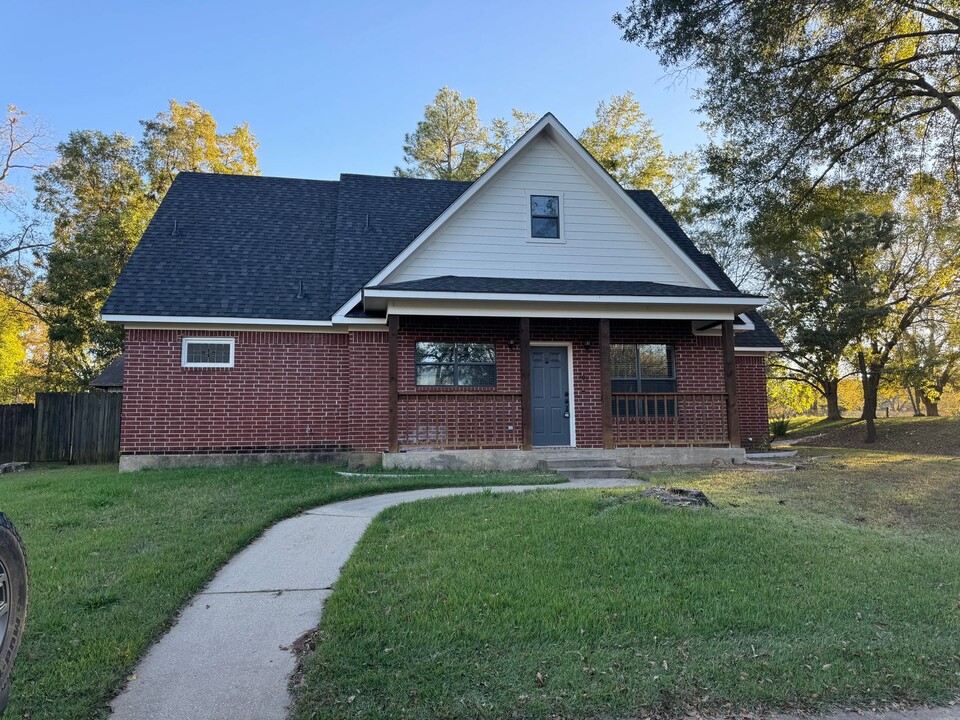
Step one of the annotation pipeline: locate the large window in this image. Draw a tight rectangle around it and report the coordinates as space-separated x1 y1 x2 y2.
415 342 496 387
530 194 560 239
611 344 676 417
182 338 235 368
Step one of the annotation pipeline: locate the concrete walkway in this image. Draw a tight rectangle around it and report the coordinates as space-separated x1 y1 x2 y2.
109 477 641 720
773 707 960 720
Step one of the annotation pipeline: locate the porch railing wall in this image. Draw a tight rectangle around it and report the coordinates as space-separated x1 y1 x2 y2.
396 391 729 450
612 392 728 447
397 392 524 450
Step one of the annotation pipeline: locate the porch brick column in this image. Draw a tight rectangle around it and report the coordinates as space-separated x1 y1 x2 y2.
721 319 741 447
599 319 614 449
387 314 399 453
519 317 532 451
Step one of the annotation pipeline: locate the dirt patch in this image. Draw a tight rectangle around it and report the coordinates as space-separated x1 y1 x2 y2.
285 628 318 696
793 416 960 455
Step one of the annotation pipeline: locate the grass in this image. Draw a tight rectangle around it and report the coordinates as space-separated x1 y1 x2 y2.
0 462 559 720
293 446 960 719
779 415 859 439
790 415 960 455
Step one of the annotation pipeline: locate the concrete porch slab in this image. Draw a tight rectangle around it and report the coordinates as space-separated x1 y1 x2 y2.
382 446 746 471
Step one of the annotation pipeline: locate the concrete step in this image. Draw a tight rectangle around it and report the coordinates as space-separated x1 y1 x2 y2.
541 457 617 469
555 467 634 480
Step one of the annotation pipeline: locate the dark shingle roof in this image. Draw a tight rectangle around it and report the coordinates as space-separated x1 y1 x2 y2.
372 275 762 300
89 355 124 388
104 173 340 321
329 175 470 314
104 171 781 349
738 311 782 348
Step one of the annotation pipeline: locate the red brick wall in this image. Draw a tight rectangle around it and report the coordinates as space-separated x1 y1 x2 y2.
121 329 350 454
736 354 770 449
397 316 523 449
120 321 772 455
348 331 391 451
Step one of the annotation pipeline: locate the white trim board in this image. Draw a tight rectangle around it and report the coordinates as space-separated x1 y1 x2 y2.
735 347 784 354
385 299 756 321
334 113 724 319
364 288 765 307
103 313 335 327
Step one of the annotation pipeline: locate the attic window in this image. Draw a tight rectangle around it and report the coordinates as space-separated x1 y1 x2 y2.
530 195 560 239
182 338 235 368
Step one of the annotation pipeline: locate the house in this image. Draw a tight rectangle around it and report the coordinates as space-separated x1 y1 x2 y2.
89 355 124 392
102 114 781 472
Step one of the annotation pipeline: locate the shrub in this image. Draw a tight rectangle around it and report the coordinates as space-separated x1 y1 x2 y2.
770 417 791 438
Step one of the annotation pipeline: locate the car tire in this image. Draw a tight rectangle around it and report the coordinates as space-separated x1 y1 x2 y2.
0 513 28 715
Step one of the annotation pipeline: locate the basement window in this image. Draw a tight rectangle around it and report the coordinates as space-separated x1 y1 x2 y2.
182 338 235 368
415 342 496 387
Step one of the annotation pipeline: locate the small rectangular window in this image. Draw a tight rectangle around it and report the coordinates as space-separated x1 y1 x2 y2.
530 194 560 239
415 342 496 387
182 338 235 368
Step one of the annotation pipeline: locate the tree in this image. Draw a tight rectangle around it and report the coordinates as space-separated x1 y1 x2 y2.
615 1 960 196
33 102 260 386
34 131 152 384
853 174 960 438
767 376 816 417
893 314 960 416
0 106 51 313
579 92 698 222
141 100 259 198
0 296 45 403
763 201 894 423
395 88 489 180
1 106 48 205
483 109 538 165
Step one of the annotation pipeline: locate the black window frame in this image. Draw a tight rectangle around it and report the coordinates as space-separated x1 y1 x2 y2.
414 341 497 388
530 194 560 239
610 343 677 418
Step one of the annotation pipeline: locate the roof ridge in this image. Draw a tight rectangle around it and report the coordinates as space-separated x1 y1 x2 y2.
174 170 340 185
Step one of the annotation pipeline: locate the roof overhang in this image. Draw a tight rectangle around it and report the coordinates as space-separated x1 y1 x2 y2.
735 346 785 354
362 287 766 321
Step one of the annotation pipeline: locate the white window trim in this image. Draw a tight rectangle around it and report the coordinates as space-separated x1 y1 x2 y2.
181 337 235 368
526 190 565 244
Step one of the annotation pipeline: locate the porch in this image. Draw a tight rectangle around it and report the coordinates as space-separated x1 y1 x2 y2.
383 315 747 454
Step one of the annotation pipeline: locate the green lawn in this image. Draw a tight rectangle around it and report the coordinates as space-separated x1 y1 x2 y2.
293 448 960 719
778 415 858 438
0 462 558 720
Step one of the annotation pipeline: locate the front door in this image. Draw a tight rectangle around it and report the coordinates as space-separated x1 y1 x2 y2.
531 346 571 446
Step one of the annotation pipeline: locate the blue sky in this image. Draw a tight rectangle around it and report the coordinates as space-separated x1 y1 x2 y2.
10 0 706 180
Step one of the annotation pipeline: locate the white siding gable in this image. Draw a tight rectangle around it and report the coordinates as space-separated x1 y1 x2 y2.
383 136 707 288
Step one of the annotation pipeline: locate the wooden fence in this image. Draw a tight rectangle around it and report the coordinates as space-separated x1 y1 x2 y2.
0 392 122 465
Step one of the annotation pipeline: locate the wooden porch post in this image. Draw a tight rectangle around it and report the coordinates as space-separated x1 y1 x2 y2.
519 317 532 450
387 314 399 453
721 319 741 447
599 319 613 449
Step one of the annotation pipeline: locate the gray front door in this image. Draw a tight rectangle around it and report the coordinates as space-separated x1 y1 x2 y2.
531 346 571 446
